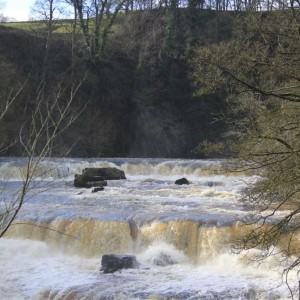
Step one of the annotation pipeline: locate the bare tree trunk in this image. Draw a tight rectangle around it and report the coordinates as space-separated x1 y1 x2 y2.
0 73 87 238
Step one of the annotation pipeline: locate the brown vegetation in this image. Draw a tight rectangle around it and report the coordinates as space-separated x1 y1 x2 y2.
0 9 233 158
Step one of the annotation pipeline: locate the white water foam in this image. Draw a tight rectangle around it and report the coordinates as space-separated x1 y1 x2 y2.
0 157 227 181
0 161 253 224
0 238 297 299
0 158 297 299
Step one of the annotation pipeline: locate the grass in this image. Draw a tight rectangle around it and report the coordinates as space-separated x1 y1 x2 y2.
1 16 125 40
0 19 74 33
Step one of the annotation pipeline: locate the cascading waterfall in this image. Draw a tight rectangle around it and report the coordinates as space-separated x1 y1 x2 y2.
5 219 246 261
0 157 298 299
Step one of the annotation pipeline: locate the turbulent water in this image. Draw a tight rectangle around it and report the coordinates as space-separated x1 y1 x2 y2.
0 157 297 299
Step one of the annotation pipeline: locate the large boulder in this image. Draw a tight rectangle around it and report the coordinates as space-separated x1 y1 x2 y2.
100 254 138 273
83 167 126 180
175 178 189 185
74 174 107 188
85 181 107 188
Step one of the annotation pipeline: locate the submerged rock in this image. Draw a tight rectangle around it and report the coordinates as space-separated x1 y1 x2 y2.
91 187 104 193
205 181 224 187
101 254 138 273
175 178 189 185
152 253 177 266
83 167 126 180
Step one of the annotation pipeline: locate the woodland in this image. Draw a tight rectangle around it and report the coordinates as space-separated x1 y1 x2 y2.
0 0 300 289
1 0 290 158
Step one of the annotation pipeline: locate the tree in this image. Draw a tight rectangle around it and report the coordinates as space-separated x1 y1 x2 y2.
0 71 87 237
193 6 300 297
0 6 88 236
70 0 127 61
31 0 68 71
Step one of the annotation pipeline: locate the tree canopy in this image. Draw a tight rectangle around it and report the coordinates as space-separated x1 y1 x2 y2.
193 4 300 294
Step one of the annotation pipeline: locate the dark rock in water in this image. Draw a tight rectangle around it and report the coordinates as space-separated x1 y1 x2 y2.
152 253 176 266
91 187 104 193
74 167 125 188
101 254 138 273
206 181 214 187
83 167 126 180
175 178 189 185
74 174 105 188
85 181 107 188
205 181 224 187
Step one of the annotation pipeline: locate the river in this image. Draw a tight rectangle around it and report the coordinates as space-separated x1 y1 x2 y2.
0 158 297 299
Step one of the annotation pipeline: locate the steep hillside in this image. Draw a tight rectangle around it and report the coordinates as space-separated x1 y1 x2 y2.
0 10 234 158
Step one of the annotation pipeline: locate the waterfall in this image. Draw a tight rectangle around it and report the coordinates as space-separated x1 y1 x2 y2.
0 157 240 180
5 219 244 260
0 157 298 299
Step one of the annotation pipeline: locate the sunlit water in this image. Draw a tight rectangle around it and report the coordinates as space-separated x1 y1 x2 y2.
0 158 297 299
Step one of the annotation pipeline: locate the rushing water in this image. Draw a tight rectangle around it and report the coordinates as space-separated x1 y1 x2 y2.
0 157 298 299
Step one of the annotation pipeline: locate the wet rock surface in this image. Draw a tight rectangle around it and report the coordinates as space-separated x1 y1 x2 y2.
101 254 138 273
74 167 125 188
91 187 104 193
83 168 126 180
74 174 106 188
175 178 189 185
